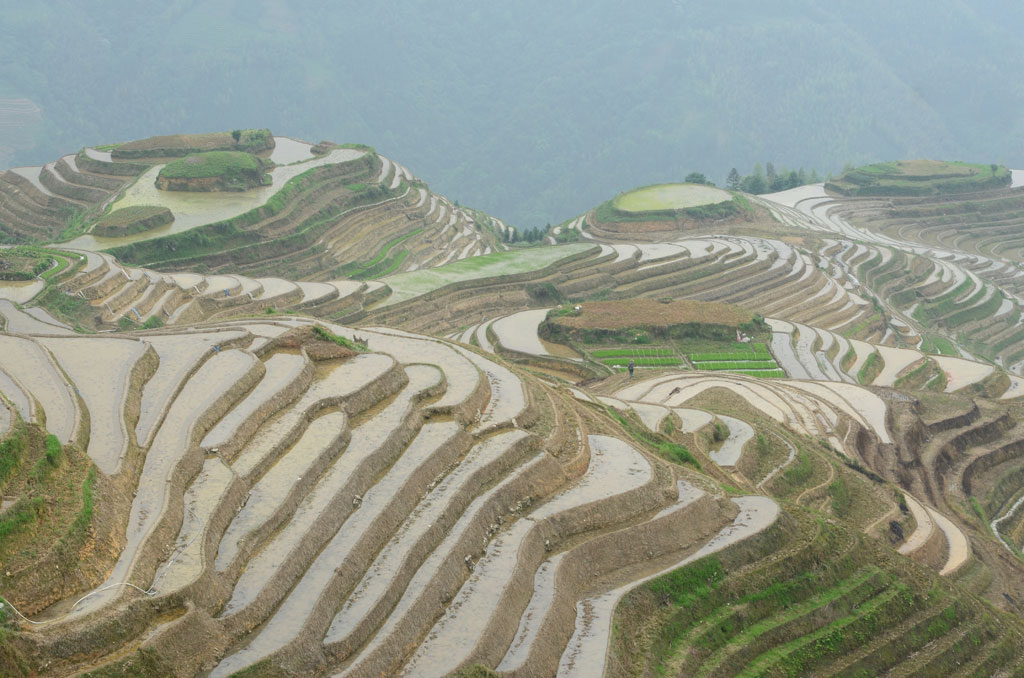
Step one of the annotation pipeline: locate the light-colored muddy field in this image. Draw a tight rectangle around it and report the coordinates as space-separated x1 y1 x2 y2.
0 334 77 442
710 414 753 467
0 299 72 334
0 279 44 305
73 348 258 616
201 352 308 451
492 308 552 356
40 336 148 473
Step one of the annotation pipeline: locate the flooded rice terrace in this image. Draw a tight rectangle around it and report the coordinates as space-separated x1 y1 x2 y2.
66 144 365 251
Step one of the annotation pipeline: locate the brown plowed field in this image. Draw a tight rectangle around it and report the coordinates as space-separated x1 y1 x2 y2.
550 299 753 329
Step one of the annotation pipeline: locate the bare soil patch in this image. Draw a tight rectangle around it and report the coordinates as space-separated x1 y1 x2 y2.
550 299 753 330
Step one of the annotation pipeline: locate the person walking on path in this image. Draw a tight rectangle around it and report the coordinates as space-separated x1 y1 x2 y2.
627 359 635 378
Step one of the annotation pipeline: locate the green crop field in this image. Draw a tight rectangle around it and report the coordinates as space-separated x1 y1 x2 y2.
0 247 55 280
592 345 685 369
689 345 771 362
381 244 593 305
614 183 732 212
689 342 781 377
92 205 173 237
694 360 779 370
591 347 676 358
731 368 786 378
601 356 683 367
340 229 423 280
919 334 958 355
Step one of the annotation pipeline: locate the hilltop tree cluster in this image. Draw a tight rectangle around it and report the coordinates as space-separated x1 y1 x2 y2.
681 164 821 194
505 226 546 243
725 163 821 194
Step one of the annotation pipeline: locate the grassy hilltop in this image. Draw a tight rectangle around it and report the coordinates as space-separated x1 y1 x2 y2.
827 159 1011 197
156 151 268 191
111 129 274 159
589 182 751 235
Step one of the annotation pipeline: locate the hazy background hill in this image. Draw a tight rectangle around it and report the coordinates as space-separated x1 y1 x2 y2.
3 0 1024 227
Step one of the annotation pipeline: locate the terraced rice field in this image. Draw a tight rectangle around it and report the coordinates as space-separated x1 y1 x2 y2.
0 279 45 304
0 309 819 676
10 287 1003 676
1 134 509 289
491 308 553 356
6 134 1024 675
67 147 367 250
382 244 591 305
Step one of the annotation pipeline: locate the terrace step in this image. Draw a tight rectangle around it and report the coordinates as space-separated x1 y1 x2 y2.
134 329 250 448
39 162 106 203
724 583 908 677
823 600 965 677
54 155 125 191
80 263 131 301
230 352 400 480
200 352 312 457
214 427 536 676
214 365 446 625
148 456 236 595
399 434 661 677
0 334 78 443
38 336 149 473
70 348 262 617
695 567 891 677
893 623 991 678
214 409 352 573
324 434 552 677
555 495 779 678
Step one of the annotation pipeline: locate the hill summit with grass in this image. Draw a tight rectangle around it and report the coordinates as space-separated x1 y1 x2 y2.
587 182 753 235
156 151 268 192
826 159 1011 197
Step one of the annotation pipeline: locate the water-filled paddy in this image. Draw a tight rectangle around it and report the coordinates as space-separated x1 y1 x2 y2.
65 147 366 251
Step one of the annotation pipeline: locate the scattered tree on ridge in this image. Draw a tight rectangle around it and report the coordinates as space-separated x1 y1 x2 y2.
725 161 820 194
727 168 741 190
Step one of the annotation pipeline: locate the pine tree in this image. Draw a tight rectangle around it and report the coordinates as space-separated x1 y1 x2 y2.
740 174 767 194
727 168 741 190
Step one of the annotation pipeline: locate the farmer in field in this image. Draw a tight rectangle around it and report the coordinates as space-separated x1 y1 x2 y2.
627 359 635 378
